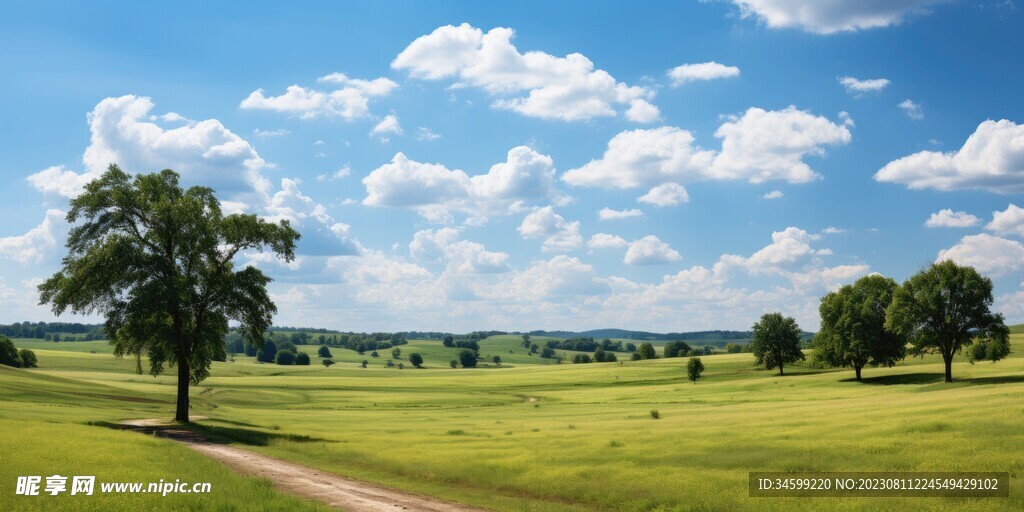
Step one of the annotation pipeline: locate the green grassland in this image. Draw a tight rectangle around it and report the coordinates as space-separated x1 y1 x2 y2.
2 333 1024 511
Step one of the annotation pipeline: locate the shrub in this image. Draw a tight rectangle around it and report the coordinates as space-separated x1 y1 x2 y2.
458 349 478 368
361 360 368 368
317 345 332 358
386 359 395 367
604 352 618 363
572 354 592 364
0 336 21 367
630 352 641 361
725 343 742 353
593 348 607 362
275 351 296 365
409 353 424 367
492 355 501 365
650 410 660 419
540 347 555 359
636 342 658 360
256 340 277 363
442 335 454 347
449 359 458 368
322 359 335 367
295 353 310 365
371 350 379 358
18 349 38 368
391 347 401 359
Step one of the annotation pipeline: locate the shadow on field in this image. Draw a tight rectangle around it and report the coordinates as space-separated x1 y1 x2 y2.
93 420 336 446
848 373 944 385
961 374 1024 385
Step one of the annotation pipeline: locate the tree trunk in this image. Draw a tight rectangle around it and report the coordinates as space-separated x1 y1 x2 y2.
943 356 953 383
778 362 784 376
855 365 862 381
175 353 190 422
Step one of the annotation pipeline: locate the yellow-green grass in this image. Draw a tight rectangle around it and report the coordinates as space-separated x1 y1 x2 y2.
3 335 1024 511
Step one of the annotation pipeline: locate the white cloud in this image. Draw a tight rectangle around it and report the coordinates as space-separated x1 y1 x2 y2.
416 127 442 141
598 207 644 220
159 112 187 122
937 234 1024 276
392 23 656 122
763 190 784 199
371 115 403 137
409 228 510 274
363 146 565 222
587 233 629 249
729 0 948 34
875 119 1024 193
0 209 66 264
316 166 351 182
517 207 583 253
264 178 359 256
925 209 980 228
563 107 850 190
668 62 740 86
838 111 855 127
625 99 662 124
624 235 682 265
821 226 846 234
838 76 890 94
253 128 289 138
638 183 690 207
898 99 924 120
737 227 819 274
986 204 1024 236
501 256 610 297
240 73 396 120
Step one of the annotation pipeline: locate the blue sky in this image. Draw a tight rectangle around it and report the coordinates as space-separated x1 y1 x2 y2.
2 0 1023 332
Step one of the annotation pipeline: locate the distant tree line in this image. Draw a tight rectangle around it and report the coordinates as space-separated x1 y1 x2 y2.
546 337 634 353
0 322 106 340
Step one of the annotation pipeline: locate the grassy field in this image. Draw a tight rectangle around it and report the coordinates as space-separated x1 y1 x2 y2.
2 334 1023 511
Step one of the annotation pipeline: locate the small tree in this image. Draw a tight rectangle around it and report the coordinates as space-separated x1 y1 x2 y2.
604 352 618 363
257 340 278 363
540 347 555 358
886 261 1010 382
750 312 805 375
0 336 20 367
386 359 395 367
572 354 592 364
295 352 310 365
492 355 502 366
593 347 607 362
814 274 906 380
371 350 379 358
530 343 539 354
449 359 458 368
687 357 704 383
409 353 424 368
322 359 335 367
521 334 531 348
458 349 478 368
391 347 401 359
275 351 296 365
19 349 39 368
317 345 332 358
442 335 454 347
361 360 368 368
636 342 657 360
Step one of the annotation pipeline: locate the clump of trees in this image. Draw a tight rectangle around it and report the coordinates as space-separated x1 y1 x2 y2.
663 340 692 358
275 351 296 365
687 357 704 383
457 349 478 368
632 342 658 361
295 353 310 365
814 275 906 380
409 353 424 368
545 337 630 353
572 354 592 364
0 336 38 368
751 313 805 375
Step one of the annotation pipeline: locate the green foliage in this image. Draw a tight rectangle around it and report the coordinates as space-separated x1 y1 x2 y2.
317 345 332 358
750 312 805 375
322 359 335 367
593 347 607 362
814 274 906 380
442 335 454 347
18 349 38 368
386 359 395 367
449 359 458 368
295 352 310 365
36 167 299 422
572 354 592 364
540 347 556 358
649 409 660 419
275 351 296 365
458 349 478 368
603 352 617 363
663 340 691 358
635 342 657 360
360 360 368 368
371 350 379 358
886 260 1010 382
409 353 424 368
725 343 742 353
491 355 501 365
687 357 704 383
0 336 20 367
256 340 278 363
630 351 641 361
392 347 401 359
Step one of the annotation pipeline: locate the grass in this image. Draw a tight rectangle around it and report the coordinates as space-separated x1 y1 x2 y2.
2 333 1024 511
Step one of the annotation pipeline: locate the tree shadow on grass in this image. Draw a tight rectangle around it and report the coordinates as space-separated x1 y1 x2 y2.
92 420 336 446
844 373 945 385
961 374 1024 385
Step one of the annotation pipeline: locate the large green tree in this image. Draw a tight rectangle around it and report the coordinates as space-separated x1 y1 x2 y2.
750 312 805 375
814 274 906 380
885 260 1009 382
38 166 299 422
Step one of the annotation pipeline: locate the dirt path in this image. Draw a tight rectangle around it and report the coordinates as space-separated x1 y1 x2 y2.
119 419 484 512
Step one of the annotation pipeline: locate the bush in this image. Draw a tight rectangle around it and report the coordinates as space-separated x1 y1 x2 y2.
492 355 501 365
442 335 454 347
256 340 278 363
458 349 478 368
650 410 660 419
386 359 395 367
391 347 401 359
275 351 296 365
449 359 458 368
361 360 368 368
540 347 555 359
0 336 21 367
409 353 424 368
572 354 592 364
630 352 641 361
18 349 38 368
664 340 691 358
687 357 705 383
295 353 310 365
322 359 335 367
604 352 617 363
370 350 379 358
636 342 657 360
317 345 332 358
725 343 742 353
593 347 607 362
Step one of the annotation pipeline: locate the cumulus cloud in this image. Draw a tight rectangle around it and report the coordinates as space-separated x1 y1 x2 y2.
563 106 850 190
409 228 510 274
371 115 403 136
638 183 690 207
925 209 980 228
898 99 923 120
875 119 1024 193
416 127 442 141
263 178 360 256
517 207 583 252
986 204 1024 236
587 233 629 249
240 72 397 120
0 209 66 264
392 23 657 122
729 0 948 34
668 62 740 86
821 226 846 234
598 207 643 220
838 76 890 94
624 235 682 265
363 146 565 222
937 233 1024 276
763 190 784 199
316 166 351 182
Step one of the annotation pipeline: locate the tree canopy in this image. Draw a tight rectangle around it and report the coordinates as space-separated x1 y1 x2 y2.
750 312 804 375
885 260 1009 382
38 166 299 422
814 274 906 380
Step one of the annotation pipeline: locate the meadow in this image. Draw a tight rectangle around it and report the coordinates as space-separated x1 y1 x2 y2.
2 332 1023 511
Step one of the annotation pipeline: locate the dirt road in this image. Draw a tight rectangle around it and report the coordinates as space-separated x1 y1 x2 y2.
119 419 484 512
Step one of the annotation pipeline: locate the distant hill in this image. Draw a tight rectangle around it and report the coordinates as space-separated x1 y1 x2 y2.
1010 324 1024 335
529 329 752 341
